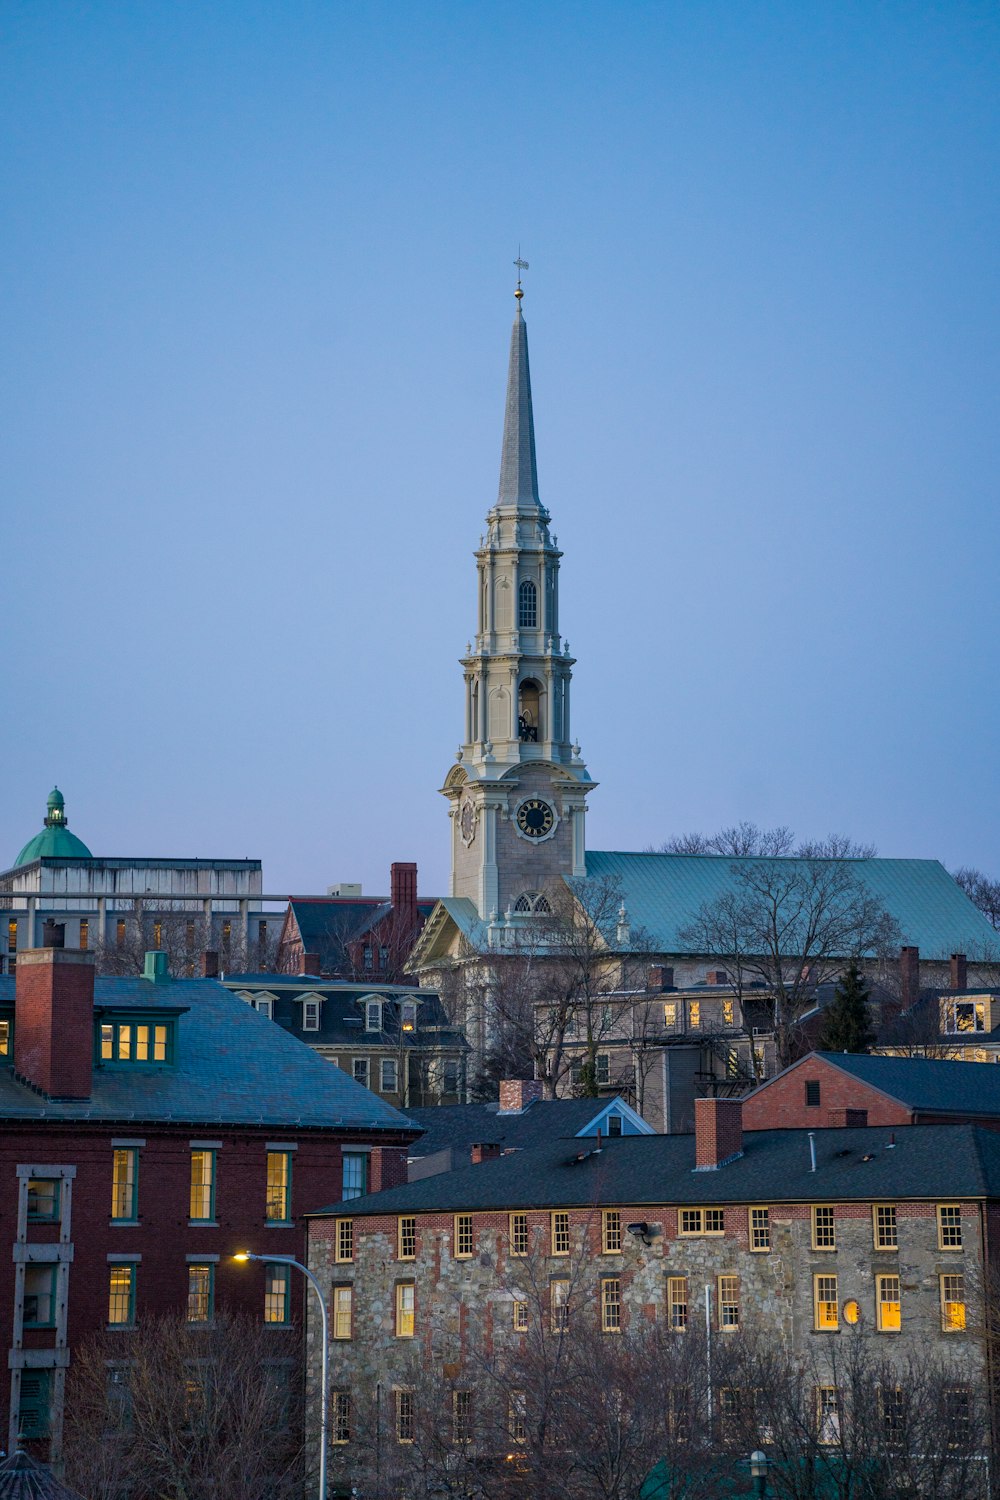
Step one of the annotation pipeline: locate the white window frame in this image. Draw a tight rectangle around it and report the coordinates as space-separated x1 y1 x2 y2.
381 1057 398 1093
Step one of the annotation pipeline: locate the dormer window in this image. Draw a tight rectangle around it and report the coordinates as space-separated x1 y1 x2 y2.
400 1000 418 1033
363 945 374 971
99 1017 175 1066
942 999 987 1034
302 998 321 1032
365 1000 383 1033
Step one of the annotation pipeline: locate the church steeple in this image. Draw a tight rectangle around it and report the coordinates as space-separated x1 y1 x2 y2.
497 303 540 512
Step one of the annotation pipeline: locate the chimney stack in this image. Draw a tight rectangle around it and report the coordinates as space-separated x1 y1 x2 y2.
646 965 674 992
498 1079 544 1113
300 952 321 977
391 862 419 921
900 946 920 1010
15 947 94 1100
470 1142 502 1165
200 950 219 979
950 953 968 991
694 1097 743 1170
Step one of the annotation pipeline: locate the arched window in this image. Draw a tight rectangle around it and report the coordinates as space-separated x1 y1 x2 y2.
518 580 537 629
513 894 534 913
512 892 552 914
533 894 551 913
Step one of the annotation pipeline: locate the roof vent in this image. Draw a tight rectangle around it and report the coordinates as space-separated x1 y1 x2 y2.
143 951 170 984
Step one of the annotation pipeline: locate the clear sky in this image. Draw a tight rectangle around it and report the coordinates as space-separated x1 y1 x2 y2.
3 1 998 897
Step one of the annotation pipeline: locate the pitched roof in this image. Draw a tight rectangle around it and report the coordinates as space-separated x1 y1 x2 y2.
404 1097 628 1159
0 1450 83 1500
0 974 416 1134
222 975 467 1052
308 1122 1000 1216
583 851 999 961
814 1051 1000 1116
288 898 436 953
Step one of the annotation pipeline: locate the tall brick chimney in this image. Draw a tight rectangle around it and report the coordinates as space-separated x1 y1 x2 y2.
646 965 674 992
498 1079 544 1113
900 946 920 1010
950 953 968 991
15 947 94 1100
300 952 321 977
694 1097 743 1170
200 950 219 979
470 1142 502 1164
391 862 418 921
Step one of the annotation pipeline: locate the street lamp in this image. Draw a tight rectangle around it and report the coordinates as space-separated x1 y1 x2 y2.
749 1449 769 1497
235 1251 329 1500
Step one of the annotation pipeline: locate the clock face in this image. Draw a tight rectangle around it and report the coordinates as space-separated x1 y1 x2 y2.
516 798 555 840
460 799 476 845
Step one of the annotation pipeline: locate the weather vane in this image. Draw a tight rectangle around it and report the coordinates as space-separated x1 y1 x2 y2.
514 250 529 300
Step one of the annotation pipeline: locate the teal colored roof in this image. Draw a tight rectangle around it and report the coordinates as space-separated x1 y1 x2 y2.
14 826 93 867
583 851 999 962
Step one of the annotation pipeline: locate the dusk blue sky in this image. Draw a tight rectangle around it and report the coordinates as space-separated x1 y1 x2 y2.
3 2 998 897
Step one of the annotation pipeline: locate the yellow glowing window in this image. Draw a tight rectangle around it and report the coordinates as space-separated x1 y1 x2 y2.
79 919 89 951
398 1216 416 1259
814 1274 839 1330
602 1210 622 1254
812 1206 836 1250
750 1207 770 1251
941 1274 966 1331
873 1204 897 1250
877 1275 901 1331
111 1148 138 1220
512 1298 528 1331
117 1024 132 1061
107 1264 135 1326
668 1275 688 1331
601 1277 621 1332
663 1002 677 1027
332 1285 352 1339
551 1211 570 1255
335 1218 353 1263
509 1212 529 1256
689 1001 701 1028
0 1021 9 1057
265 1151 292 1222
264 1263 290 1324
455 1214 474 1258
722 999 734 1025
189 1150 215 1222
395 1282 415 1337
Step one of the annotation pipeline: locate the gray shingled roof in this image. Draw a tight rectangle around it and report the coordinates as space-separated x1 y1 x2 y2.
816 1051 1000 1115
307 1123 1000 1216
0 975 416 1133
404 1098 619 1158
0 1450 83 1500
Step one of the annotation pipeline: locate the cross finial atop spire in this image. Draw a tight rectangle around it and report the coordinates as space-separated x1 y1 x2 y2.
514 249 529 303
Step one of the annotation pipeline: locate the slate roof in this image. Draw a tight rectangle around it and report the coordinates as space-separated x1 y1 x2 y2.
583 851 999 961
222 975 467 1053
288 898 437 953
0 974 416 1133
308 1122 1000 1217
0 1450 83 1500
812 1051 1000 1116
404 1098 623 1159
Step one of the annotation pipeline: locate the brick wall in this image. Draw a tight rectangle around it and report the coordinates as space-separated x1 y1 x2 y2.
742 1057 913 1131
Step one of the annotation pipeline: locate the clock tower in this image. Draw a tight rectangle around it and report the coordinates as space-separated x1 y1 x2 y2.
443 289 595 920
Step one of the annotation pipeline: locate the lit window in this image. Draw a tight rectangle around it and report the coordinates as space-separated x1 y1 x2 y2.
398 1217 416 1259
381 1058 398 1092
940 1274 966 1331
108 1264 135 1326
265 1151 292 1222
517 579 537 628
718 1275 740 1330
679 1207 725 1236
396 1282 415 1337
876 1274 901 1331
512 1298 528 1331
153 921 162 949
601 1277 621 1332
396 1389 415 1443
336 1219 354 1262
221 920 231 956
100 1018 173 1065
750 1207 770 1252
942 1000 986 1034
873 1204 897 1250
551 1278 570 1331
663 1002 677 1027
811 1206 836 1250
187 1263 213 1324
814 1274 839 1330
602 1210 622 1254
938 1204 963 1249
816 1387 840 1444
453 1390 473 1444
332 1391 351 1444
0 1020 9 1055
264 1263 290 1324
23 1267 57 1328
116 919 126 948
455 1214 474 1258
333 1285 352 1339
365 1000 382 1031
722 999 734 1025
79 919 89 951
7 919 17 956
551 1211 570 1255
668 1276 688 1331
510 1212 529 1256
189 1150 215 1222
400 1000 417 1032
27 1179 60 1222
689 1001 701 1029
352 1058 370 1089
342 1153 367 1201
111 1149 138 1221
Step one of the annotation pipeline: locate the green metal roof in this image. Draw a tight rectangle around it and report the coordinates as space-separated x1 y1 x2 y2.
14 787 93 867
583 851 999 962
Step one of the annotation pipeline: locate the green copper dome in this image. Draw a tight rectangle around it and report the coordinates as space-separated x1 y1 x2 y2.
14 787 93 867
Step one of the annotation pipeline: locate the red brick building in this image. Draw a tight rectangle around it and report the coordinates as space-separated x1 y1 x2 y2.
0 940 416 1465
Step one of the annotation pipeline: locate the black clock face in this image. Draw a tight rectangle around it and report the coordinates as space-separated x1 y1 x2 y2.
516 798 555 839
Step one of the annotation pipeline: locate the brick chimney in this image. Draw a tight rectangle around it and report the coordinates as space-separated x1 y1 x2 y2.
15 947 94 1100
705 969 729 986
646 965 674 992
827 1107 868 1128
200 950 219 979
499 1079 544 1113
391 862 418 920
900 946 920 1010
694 1097 743 1170
950 953 968 991
368 1146 408 1193
300 951 321 977
470 1142 502 1164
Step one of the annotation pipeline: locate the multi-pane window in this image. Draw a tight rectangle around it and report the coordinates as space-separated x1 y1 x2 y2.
100 1021 171 1064
342 1153 367 1201
332 1391 351 1444
265 1151 292 1222
302 1000 321 1031
551 1211 570 1255
596 1053 611 1085
455 1214 474 1258
7 919 17 957
668 1276 688 1331
941 1274 966 1331
189 1150 215 1222
398 1217 417 1259
23 1267 57 1328
453 1390 473 1444
811 1206 836 1250
517 579 537 628
509 1391 527 1443
396 1389 415 1443
601 1277 621 1332
256 997 274 1020
876 1275 901 1331
551 1279 570 1331
336 1218 354 1262
663 1002 677 1027
400 1000 418 1032
938 1204 963 1249
111 1149 138 1221
816 1387 840 1444
873 1204 897 1250
79 919 89 950
27 1179 60 1222
880 1387 905 1445
718 1275 740 1330
365 1001 382 1031
107 1265 135 1327
689 1002 701 1029
352 1059 370 1088
942 1000 986 1034
814 1274 839 1330
380 1058 398 1092
510 1212 529 1256
396 1282 415 1337
946 1388 972 1447
264 1263 290 1324
187 1264 213 1324
602 1210 622 1254
333 1285 352 1340
722 999 734 1025
679 1207 725 1236
512 1298 529 1331
750 1207 770 1251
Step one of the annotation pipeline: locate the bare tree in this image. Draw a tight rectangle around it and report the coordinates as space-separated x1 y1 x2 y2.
952 867 1000 932
62 1312 304 1500
650 825 877 861
92 902 281 978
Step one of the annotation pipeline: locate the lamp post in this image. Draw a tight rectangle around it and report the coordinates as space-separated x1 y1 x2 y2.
235 1251 329 1500
749 1449 769 1497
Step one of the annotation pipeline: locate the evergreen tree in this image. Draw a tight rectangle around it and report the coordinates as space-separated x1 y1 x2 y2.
819 958 874 1052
